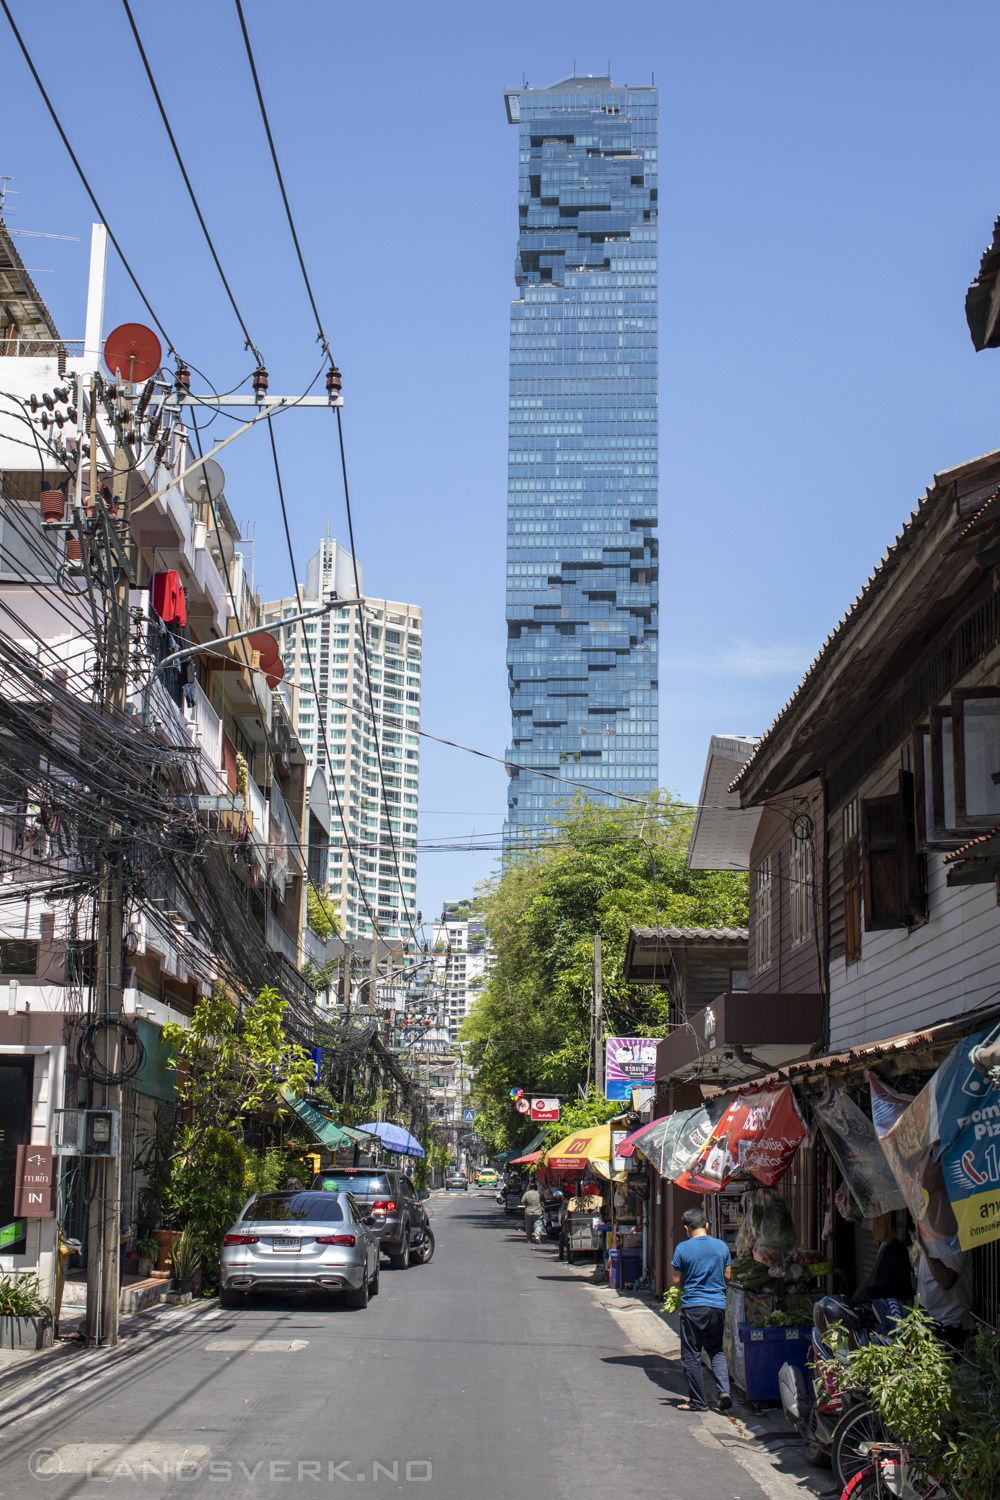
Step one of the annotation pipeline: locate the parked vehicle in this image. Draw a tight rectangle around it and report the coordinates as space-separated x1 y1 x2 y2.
311 1168 432 1269
778 1296 875 1468
780 1289 913 1479
219 1190 379 1310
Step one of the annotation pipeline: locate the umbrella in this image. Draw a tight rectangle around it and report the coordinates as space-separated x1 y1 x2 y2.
540 1121 626 1179
360 1121 425 1157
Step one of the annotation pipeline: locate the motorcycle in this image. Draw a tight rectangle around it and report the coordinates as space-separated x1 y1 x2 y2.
778 1295 898 1471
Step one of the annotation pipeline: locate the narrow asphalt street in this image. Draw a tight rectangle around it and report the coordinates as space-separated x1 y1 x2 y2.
0 1194 808 1500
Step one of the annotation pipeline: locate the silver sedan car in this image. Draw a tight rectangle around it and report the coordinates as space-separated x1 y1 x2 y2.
219 1190 379 1310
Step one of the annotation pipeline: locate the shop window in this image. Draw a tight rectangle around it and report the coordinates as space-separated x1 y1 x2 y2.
754 856 772 973
789 830 814 949
842 800 861 964
861 770 926 930
952 688 1000 827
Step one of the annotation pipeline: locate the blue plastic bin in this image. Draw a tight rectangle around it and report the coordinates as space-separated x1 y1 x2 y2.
608 1249 642 1288
737 1325 811 1402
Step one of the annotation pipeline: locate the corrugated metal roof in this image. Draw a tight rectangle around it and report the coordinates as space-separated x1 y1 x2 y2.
701 1002 1000 1098
631 925 748 942
965 215 1000 351
729 447 1000 799
0 216 63 354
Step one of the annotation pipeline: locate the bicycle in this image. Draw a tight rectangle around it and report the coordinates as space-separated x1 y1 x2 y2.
841 1442 950 1499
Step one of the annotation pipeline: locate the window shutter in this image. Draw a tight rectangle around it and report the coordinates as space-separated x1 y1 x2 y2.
899 769 926 921
843 837 861 962
861 771 926 931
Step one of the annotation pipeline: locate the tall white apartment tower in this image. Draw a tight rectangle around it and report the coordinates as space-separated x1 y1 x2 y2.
262 539 421 943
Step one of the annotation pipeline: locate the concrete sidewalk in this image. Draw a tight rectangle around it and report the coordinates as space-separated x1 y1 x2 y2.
523 1240 840 1500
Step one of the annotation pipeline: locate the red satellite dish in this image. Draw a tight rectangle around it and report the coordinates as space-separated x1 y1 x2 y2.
248 631 280 670
265 658 285 691
103 323 162 382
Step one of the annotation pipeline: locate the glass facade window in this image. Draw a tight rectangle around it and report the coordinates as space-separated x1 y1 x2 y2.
503 76 659 848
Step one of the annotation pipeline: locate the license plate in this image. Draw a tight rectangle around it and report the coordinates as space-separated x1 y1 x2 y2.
270 1238 300 1252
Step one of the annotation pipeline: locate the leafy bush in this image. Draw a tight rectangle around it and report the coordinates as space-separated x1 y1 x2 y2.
167 1127 247 1279
135 1233 160 1264
169 1226 201 1281
0 1273 48 1317
841 1304 1000 1500
243 1147 291 1197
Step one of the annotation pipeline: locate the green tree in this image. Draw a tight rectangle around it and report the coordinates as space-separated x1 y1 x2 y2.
461 791 748 1154
307 885 340 940
161 985 315 1152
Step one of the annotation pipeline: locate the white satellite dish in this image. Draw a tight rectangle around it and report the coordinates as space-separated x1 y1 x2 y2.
208 525 235 569
182 457 226 503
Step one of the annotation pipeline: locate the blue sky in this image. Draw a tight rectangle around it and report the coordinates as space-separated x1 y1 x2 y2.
5 1 1000 927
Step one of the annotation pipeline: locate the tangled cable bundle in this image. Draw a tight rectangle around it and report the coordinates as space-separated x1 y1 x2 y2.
76 1015 146 1085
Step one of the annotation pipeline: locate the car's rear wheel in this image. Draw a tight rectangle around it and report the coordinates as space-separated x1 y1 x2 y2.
412 1227 435 1265
343 1272 369 1310
389 1233 410 1270
219 1286 247 1309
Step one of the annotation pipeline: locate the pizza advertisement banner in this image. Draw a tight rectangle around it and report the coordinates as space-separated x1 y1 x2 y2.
870 1028 1000 1255
674 1085 806 1194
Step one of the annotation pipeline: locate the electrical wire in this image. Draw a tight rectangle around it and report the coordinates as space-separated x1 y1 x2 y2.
227 13 415 939
329 411 420 945
263 421 391 935
120 1 263 366
0 0 180 359
233 0 332 361
227 6 419 941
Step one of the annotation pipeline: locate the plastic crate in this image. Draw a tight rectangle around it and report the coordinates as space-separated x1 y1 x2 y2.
737 1324 812 1402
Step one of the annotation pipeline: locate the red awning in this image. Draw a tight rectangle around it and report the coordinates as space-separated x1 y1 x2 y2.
508 1150 542 1165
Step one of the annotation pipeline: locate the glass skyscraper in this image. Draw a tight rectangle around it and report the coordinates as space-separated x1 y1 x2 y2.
502 75 658 848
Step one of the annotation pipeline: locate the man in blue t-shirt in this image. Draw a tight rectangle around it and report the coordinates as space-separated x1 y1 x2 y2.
670 1206 732 1412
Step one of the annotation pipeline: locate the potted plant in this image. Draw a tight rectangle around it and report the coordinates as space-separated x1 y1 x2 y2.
135 1233 160 1277
168 1226 201 1294
0 1273 53 1350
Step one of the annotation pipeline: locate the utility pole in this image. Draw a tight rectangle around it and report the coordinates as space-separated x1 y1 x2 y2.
85 371 133 1349
594 933 604 1100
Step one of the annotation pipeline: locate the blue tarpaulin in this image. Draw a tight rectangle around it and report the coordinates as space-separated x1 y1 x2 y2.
360 1122 425 1157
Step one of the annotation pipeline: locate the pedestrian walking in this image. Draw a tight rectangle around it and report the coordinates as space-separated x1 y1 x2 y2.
520 1182 543 1243
670 1206 732 1412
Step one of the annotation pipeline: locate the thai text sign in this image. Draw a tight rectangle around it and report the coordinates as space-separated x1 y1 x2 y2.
14 1144 55 1218
605 1037 657 1101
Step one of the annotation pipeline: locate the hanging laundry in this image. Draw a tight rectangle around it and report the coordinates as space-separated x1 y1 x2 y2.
151 570 187 627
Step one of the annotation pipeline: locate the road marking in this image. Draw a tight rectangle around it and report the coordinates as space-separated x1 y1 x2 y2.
204 1339 309 1352
34 1444 210 1477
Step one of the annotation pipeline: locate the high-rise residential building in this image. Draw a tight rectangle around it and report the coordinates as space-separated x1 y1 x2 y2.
261 538 421 943
430 902 495 1040
502 76 659 847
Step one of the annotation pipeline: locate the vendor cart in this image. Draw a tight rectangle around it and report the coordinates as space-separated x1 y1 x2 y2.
562 1211 600 1262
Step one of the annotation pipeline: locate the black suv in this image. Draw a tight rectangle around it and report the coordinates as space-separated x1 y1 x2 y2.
310 1168 431 1269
